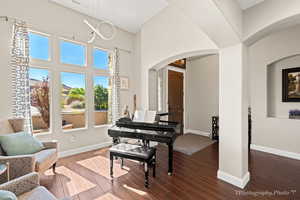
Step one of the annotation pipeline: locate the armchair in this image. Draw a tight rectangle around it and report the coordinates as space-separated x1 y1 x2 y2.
0 119 58 184
0 172 69 200
0 154 35 184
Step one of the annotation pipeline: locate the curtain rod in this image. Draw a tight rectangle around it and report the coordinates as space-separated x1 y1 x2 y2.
1 16 132 53
0 15 23 22
0 16 9 21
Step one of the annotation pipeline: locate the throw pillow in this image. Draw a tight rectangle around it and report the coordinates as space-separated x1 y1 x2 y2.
0 190 17 200
0 132 44 156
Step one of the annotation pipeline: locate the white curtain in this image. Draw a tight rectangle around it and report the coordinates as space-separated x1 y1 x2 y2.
11 20 32 133
108 48 121 124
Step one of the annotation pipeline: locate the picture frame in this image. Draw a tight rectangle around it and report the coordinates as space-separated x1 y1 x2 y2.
120 76 129 90
282 67 300 102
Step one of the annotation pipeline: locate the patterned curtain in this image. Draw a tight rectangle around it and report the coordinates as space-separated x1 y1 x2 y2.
108 48 121 124
11 20 32 133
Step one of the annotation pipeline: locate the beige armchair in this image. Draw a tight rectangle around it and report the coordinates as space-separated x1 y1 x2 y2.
0 172 69 200
0 119 58 184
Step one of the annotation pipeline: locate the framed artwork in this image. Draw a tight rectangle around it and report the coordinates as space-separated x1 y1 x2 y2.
282 67 300 102
120 77 129 90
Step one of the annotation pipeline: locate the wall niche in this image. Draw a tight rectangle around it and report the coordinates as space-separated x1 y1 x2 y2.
267 54 300 119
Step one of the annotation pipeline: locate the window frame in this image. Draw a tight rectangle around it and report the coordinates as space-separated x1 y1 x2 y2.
28 29 115 134
92 46 111 72
28 30 52 62
92 46 112 128
59 38 88 67
93 75 111 127
28 65 53 135
60 71 88 132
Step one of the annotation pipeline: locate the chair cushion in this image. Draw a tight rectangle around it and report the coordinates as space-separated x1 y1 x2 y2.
0 132 44 156
0 190 17 200
18 186 57 200
34 149 57 172
110 143 155 160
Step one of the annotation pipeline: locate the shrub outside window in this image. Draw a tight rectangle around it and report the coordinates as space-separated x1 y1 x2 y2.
61 72 86 130
94 76 110 126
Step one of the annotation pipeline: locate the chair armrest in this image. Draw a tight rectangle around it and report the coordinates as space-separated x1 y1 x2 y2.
42 140 58 149
0 172 39 196
0 155 35 183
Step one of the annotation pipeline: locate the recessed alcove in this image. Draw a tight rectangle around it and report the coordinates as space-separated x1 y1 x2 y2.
267 54 300 119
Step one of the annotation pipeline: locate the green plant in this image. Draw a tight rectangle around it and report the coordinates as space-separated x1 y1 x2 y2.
71 101 85 109
65 88 85 104
94 85 108 110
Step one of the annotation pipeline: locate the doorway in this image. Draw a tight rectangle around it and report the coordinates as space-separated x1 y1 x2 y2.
167 67 185 134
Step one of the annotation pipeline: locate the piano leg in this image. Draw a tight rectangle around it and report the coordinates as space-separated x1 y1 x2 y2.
168 143 173 176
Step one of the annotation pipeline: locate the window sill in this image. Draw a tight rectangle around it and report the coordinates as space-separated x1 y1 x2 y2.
33 131 52 137
94 124 112 129
62 127 88 134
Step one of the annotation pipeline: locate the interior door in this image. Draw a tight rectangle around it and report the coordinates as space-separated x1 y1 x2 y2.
168 70 184 133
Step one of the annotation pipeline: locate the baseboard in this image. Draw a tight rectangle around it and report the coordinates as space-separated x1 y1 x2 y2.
250 144 300 160
59 142 112 158
217 170 250 189
185 129 210 137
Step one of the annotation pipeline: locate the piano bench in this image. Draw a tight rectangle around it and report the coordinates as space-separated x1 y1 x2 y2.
109 143 156 188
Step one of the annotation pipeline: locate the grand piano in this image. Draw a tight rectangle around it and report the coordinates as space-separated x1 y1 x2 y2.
108 114 179 175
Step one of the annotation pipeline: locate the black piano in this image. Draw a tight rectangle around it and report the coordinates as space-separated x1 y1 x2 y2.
108 116 178 175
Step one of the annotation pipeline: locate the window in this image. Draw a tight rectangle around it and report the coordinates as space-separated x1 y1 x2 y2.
29 32 50 61
61 72 86 130
28 29 114 134
94 76 109 125
29 68 50 134
93 48 110 70
60 40 86 66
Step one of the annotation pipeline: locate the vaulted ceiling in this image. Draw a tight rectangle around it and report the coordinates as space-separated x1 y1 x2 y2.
49 0 168 33
236 0 264 10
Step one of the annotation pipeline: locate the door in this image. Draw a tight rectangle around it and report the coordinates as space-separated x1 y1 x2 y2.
168 70 184 133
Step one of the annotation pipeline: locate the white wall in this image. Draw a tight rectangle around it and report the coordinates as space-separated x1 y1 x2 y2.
249 25 300 154
169 0 241 48
244 0 300 43
185 55 219 133
140 4 218 108
218 43 249 182
0 0 140 153
267 55 300 118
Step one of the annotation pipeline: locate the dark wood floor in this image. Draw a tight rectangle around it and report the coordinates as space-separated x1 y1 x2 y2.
40 143 300 200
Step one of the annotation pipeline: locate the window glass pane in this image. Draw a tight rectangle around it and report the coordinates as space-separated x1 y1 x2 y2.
29 32 50 60
29 68 50 134
61 72 86 130
94 76 109 125
93 48 110 70
60 41 86 66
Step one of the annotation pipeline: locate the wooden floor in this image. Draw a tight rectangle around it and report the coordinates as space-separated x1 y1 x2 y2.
40 143 300 200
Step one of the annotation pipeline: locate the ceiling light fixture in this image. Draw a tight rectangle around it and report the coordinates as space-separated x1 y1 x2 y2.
84 19 116 42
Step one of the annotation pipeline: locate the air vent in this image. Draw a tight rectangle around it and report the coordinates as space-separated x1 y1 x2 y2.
71 0 81 5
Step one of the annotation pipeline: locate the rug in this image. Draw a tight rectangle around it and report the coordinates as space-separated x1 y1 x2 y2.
173 133 215 155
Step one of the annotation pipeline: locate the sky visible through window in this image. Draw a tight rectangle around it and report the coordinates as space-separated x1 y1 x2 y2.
61 72 85 89
60 41 86 66
93 48 109 70
29 32 49 60
94 76 109 88
29 36 109 89
29 68 49 80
